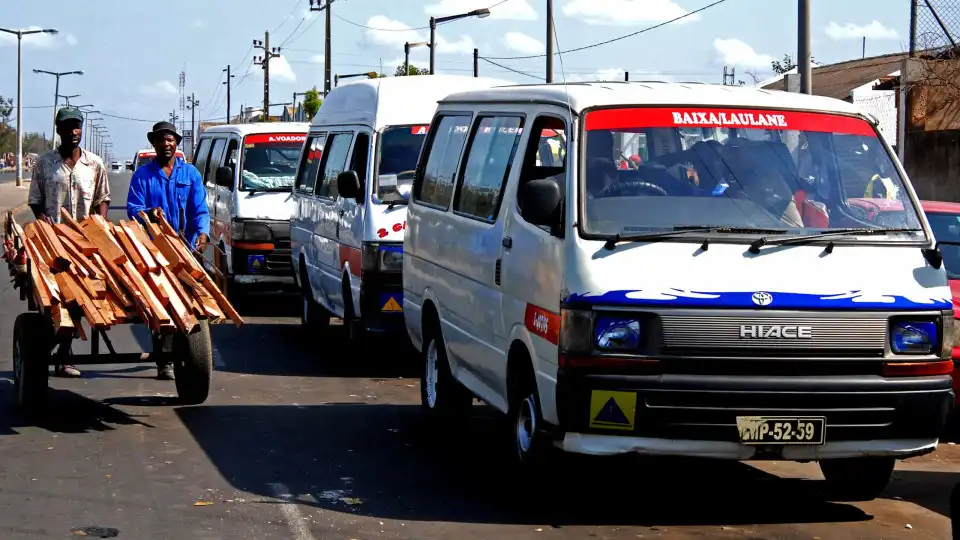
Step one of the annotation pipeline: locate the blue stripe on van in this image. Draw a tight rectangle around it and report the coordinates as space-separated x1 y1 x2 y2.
565 290 952 310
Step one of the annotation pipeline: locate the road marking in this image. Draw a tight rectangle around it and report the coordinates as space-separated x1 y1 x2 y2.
268 483 316 540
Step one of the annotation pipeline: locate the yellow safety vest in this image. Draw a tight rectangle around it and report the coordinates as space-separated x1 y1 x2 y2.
864 174 897 200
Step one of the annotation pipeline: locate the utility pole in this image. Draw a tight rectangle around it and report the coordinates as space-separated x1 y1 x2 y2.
798 0 811 94
625 72 629 81
254 31 281 122
473 48 478 77
722 65 736 85
309 0 335 96
546 0 554 83
223 65 235 123
179 70 186 138
186 93 199 156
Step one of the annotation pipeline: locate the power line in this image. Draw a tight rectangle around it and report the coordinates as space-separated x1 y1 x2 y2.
479 57 544 80
334 0 514 31
484 0 730 60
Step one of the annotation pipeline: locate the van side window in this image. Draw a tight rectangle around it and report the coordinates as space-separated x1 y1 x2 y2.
316 133 353 199
194 138 213 184
517 116 567 235
454 116 524 222
295 133 327 193
414 115 471 208
206 138 228 185
224 139 239 178
349 132 370 195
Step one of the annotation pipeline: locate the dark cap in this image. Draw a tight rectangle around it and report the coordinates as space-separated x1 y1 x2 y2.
55 107 84 124
147 121 182 144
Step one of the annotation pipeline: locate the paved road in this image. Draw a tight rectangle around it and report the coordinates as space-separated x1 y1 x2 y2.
0 172 958 539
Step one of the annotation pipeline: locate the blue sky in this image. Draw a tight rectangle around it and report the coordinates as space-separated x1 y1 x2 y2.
1 0 911 161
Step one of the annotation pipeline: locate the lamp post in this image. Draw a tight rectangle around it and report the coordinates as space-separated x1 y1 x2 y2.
87 118 104 156
58 94 79 106
334 72 377 87
76 107 99 150
404 41 430 76
429 8 490 74
33 69 84 149
0 26 58 186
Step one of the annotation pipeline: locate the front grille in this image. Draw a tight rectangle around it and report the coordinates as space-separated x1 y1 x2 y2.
275 239 291 250
266 249 292 273
660 312 887 357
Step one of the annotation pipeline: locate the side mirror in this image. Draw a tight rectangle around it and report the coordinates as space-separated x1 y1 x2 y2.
127 164 134 171
519 178 562 227
337 170 362 202
215 166 234 189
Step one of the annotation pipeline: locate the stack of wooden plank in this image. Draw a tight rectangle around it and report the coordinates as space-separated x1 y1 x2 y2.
3 208 243 338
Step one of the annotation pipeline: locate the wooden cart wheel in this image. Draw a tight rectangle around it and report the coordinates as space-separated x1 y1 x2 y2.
172 320 213 405
12 313 52 410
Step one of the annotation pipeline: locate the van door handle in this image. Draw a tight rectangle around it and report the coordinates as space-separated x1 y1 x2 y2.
502 236 512 248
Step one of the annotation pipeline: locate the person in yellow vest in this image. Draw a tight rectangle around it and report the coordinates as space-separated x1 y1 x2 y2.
863 159 899 200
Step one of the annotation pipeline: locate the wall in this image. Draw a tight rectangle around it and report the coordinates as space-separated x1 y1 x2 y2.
905 129 960 202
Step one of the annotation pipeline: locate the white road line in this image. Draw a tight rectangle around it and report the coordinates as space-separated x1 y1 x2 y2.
268 482 316 540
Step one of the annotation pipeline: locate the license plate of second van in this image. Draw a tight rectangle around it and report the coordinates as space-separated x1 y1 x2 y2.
736 416 825 445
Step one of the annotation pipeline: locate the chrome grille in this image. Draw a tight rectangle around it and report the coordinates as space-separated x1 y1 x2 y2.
660 312 887 354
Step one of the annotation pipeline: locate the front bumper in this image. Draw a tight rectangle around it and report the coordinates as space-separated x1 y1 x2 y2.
231 239 294 286
357 271 405 333
555 370 954 460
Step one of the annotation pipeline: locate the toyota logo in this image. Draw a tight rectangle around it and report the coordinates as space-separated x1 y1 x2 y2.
751 291 773 306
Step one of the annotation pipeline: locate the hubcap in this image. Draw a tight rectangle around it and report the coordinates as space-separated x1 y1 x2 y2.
516 394 538 455
424 340 439 408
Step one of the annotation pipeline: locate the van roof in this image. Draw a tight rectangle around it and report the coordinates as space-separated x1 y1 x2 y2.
200 121 311 135
312 75 515 130
439 81 869 118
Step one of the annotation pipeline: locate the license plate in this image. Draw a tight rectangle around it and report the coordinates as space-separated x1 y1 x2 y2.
736 416 825 445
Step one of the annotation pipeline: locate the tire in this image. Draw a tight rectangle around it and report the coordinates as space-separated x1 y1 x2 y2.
342 279 364 343
420 330 473 417
172 320 213 405
12 313 52 411
819 457 895 501
506 364 549 469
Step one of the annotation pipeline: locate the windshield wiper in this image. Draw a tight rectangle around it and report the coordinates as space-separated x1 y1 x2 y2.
749 227 923 254
385 199 409 209
604 226 787 251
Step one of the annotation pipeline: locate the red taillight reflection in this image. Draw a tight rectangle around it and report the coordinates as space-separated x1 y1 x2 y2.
882 360 954 377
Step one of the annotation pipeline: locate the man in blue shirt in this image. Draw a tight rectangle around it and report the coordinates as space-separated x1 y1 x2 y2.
127 121 210 380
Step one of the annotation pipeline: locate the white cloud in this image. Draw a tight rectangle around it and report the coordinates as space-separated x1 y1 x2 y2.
190 19 204 29
825 20 898 41
562 0 696 26
364 15 475 55
503 32 543 54
309 53 325 64
65 34 78 46
0 26 61 49
139 80 178 97
564 68 631 82
425 0 537 20
247 57 297 82
713 38 773 69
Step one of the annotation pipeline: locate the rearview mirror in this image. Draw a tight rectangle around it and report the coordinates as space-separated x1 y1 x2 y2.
337 170 362 202
519 178 562 227
215 166 234 189
126 164 134 171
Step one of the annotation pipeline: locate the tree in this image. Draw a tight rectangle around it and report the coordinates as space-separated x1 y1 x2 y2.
23 132 49 154
395 63 430 77
772 53 817 75
0 96 14 154
303 87 323 121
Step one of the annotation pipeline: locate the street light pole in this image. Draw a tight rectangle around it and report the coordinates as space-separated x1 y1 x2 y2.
798 0 811 94
404 41 429 75
34 68 84 149
0 26 58 187
428 8 490 75
546 0 554 83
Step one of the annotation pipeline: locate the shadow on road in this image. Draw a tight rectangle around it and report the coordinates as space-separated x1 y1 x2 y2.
0 379 154 434
177 402 873 527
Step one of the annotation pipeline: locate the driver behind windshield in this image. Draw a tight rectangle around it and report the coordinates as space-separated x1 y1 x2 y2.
241 147 293 190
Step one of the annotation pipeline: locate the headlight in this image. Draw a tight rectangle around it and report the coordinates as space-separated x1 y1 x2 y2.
891 320 937 354
231 220 272 242
596 317 641 350
379 247 403 272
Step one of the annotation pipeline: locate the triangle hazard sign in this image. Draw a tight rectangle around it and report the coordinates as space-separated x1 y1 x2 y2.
382 297 402 312
592 397 630 426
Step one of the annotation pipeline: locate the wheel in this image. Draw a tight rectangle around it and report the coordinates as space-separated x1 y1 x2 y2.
301 290 330 335
506 365 549 468
819 457 895 501
342 278 364 343
420 330 473 417
172 320 213 405
12 312 52 410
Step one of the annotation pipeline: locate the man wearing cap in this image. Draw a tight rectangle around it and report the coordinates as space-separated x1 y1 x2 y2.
29 106 111 378
127 121 210 380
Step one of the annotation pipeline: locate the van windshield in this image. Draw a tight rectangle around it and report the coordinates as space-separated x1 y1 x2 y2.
240 133 305 191
376 124 430 203
580 107 924 242
135 154 154 170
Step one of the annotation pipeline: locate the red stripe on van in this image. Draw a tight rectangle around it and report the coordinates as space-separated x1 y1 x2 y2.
339 245 362 277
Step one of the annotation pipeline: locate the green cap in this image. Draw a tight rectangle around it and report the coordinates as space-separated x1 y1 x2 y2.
55 107 83 124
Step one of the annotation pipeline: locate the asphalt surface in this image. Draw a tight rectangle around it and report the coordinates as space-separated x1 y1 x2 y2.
0 171 958 539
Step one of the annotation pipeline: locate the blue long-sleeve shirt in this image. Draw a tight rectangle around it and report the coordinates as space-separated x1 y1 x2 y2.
126 157 210 245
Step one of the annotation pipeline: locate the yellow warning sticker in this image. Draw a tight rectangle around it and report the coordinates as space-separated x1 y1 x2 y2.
589 390 637 431
382 297 403 312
